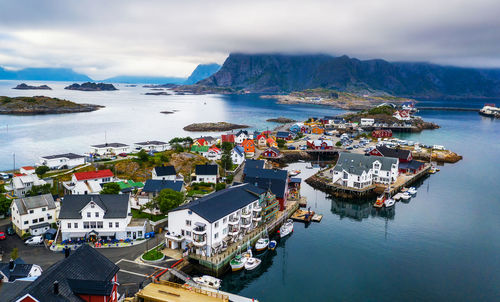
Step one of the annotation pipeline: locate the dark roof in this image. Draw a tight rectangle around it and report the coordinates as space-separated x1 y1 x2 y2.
14 194 56 215
91 142 128 148
143 179 184 193
334 152 397 175
376 145 411 159
244 160 265 173
290 178 302 183
29 222 50 231
0 280 31 301
235 130 249 136
170 183 266 222
244 167 288 180
195 164 218 176
66 279 114 296
12 245 119 302
135 140 167 146
399 160 425 170
276 131 290 138
0 258 33 282
41 153 84 160
244 177 287 198
154 165 176 176
59 195 129 219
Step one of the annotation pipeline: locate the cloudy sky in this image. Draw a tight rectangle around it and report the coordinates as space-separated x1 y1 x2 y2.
1 0 499 79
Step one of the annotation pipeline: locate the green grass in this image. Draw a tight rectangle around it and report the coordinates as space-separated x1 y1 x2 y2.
142 246 164 261
131 209 166 222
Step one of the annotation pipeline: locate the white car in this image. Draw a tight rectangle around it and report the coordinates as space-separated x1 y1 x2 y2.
25 236 44 245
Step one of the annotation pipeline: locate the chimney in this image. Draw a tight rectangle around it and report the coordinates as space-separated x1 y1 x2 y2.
53 281 59 295
9 260 14 270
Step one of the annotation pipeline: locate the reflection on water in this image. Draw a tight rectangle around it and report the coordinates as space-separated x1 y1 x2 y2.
330 198 396 221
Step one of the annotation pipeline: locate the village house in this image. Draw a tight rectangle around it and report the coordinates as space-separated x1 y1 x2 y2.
134 140 170 152
221 134 235 144
132 179 185 213
59 194 146 241
266 137 277 148
369 145 413 162
311 126 325 134
190 145 209 156
204 146 222 161
38 153 86 170
90 143 130 156
194 164 219 183
307 139 334 150
331 152 399 189
276 131 293 141
9 245 120 302
372 129 393 138
241 139 255 156
231 145 245 165
165 183 267 256
360 118 375 126
263 147 281 158
10 194 58 237
0 258 42 284
256 134 267 147
234 130 249 144
6 174 47 198
19 166 36 175
193 138 209 146
244 159 265 173
62 169 114 195
116 179 144 194
152 165 177 180
244 166 288 210
393 110 412 121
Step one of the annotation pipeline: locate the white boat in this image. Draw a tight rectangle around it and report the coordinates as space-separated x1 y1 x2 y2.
393 193 403 201
384 198 396 207
244 257 262 270
230 246 252 272
400 192 411 200
289 170 301 176
268 240 277 250
193 275 221 289
407 187 417 195
255 238 269 251
279 219 294 238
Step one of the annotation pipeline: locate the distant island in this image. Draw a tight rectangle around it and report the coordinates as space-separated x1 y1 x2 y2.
0 96 103 115
172 85 239 95
12 83 52 90
183 122 249 132
262 88 415 110
65 82 118 91
145 92 170 95
143 84 178 89
266 117 297 123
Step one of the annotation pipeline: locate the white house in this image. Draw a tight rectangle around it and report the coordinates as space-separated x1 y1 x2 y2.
62 169 114 195
331 152 399 189
131 179 185 214
10 194 58 236
90 143 130 156
204 146 222 161
134 141 170 152
234 130 249 144
58 194 146 241
231 146 245 165
0 258 43 283
152 165 177 181
194 164 219 184
393 110 411 121
19 166 36 175
360 118 375 126
38 153 86 170
6 174 47 198
165 183 267 256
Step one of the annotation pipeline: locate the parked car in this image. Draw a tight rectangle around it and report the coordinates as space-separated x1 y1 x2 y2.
0 232 6 240
287 146 296 150
299 145 307 150
6 226 15 236
118 153 128 157
25 236 43 245
0 172 9 180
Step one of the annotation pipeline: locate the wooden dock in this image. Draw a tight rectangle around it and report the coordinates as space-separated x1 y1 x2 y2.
291 209 315 222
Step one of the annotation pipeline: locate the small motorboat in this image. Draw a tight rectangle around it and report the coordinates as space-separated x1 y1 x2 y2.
407 187 417 195
230 254 248 272
400 187 409 192
289 170 301 176
244 257 262 271
374 195 385 208
384 198 396 207
255 238 269 252
268 240 277 250
193 275 221 289
393 193 403 201
279 219 294 238
400 192 411 200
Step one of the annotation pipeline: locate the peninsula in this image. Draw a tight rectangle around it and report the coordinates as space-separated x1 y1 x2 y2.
12 83 52 90
64 82 118 91
0 96 103 115
183 122 249 132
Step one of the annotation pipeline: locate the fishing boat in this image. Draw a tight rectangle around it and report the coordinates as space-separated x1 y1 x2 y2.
268 240 277 250
244 257 262 271
374 195 385 208
289 169 301 176
230 246 252 272
279 219 294 238
407 187 417 195
384 198 396 207
192 275 221 289
400 192 411 200
255 238 269 252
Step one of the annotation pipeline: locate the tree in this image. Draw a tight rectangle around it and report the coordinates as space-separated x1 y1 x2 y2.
215 183 226 191
335 141 342 147
221 142 233 153
101 183 121 194
10 248 19 260
172 143 184 152
221 154 233 171
159 152 170 162
155 189 185 213
137 149 149 162
35 165 50 177
26 184 51 197
277 139 286 149
0 194 11 216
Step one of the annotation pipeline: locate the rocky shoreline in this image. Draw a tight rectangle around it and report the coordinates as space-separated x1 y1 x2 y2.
65 82 118 91
0 96 103 115
183 122 249 132
13 83 52 90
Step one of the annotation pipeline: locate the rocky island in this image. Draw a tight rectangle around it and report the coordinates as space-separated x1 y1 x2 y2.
64 82 118 91
266 117 297 123
183 122 249 132
12 83 52 90
0 96 103 115
145 91 170 95
172 85 240 95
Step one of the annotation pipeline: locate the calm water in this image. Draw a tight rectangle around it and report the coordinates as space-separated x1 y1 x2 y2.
1 80 500 301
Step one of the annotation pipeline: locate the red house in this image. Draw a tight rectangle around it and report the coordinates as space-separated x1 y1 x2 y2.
372 129 392 138
263 147 281 158
369 145 412 162
221 134 235 143
11 245 119 302
306 140 334 150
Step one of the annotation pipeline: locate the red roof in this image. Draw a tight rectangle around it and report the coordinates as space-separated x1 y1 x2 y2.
21 166 35 170
221 134 235 143
196 138 207 145
74 169 114 181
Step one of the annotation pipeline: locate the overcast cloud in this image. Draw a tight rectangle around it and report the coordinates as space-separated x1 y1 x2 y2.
1 0 500 78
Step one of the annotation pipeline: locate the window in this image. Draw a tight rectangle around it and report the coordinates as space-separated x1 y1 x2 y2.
90 222 97 228
115 222 119 228
186 220 191 226
138 231 143 237
95 212 99 217
32 219 38 224
67 223 71 229
74 223 78 228
91 203 95 208
24 221 28 225
223 228 228 235
214 232 219 239
127 231 131 237
97 222 103 229
39 217 44 222
215 222 219 228
84 222 90 229
47 215 52 220
186 231 191 237
87 212 91 218
223 217 227 224
181 229 185 236
109 222 113 228
29 210 34 214
42 207 46 212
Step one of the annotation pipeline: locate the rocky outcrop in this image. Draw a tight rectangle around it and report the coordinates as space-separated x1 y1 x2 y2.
12 83 52 90
183 122 249 132
266 117 297 123
65 82 117 91
0 96 103 114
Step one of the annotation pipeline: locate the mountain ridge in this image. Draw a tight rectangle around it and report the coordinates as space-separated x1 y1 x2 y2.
0 67 92 82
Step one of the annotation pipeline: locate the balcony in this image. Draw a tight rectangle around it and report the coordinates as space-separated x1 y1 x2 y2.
228 217 240 225
252 216 262 222
228 227 239 236
241 218 252 228
252 205 262 212
192 222 207 235
192 235 207 246
241 211 252 219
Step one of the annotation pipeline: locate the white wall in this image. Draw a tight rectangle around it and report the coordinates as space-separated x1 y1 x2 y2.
11 203 57 234
39 157 85 170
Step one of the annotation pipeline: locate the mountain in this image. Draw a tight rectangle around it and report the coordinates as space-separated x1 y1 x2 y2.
199 53 500 97
0 66 92 81
101 75 186 84
184 63 221 85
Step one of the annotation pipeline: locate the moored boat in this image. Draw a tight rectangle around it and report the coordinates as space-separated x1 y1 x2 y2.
268 240 277 250
230 246 252 272
407 187 417 195
193 275 221 289
374 195 385 208
400 192 411 200
255 238 269 252
289 169 301 176
279 219 294 238
244 257 262 270
393 193 403 201
384 198 395 207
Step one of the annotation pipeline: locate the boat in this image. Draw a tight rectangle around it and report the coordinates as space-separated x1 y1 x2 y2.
384 198 396 207
400 187 409 192
374 195 385 208
268 240 277 250
279 219 294 238
407 187 417 195
230 246 252 271
244 257 262 270
255 238 269 252
192 275 221 289
400 192 411 200
393 193 403 201
479 104 500 118
289 169 301 176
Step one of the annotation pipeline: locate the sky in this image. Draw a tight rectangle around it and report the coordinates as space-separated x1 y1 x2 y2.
1 0 500 79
